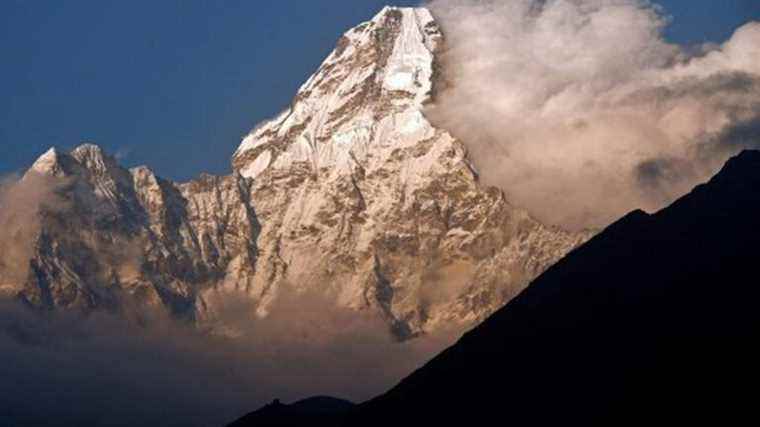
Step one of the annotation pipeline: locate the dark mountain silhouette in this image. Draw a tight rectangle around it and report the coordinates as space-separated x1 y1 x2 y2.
228 150 760 426
226 396 354 427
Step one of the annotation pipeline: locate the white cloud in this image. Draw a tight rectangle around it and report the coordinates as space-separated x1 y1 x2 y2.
426 0 760 229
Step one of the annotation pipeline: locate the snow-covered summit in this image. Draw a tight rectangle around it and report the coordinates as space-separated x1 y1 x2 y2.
29 147 63 176
29 143 115 178
233 7 442 179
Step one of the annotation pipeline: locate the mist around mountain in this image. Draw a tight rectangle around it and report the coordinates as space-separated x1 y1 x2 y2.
230 150 760 425
1 2 759 426
425 0 760 230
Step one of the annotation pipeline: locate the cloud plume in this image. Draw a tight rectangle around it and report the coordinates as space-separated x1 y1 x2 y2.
426 0 760 229
0 172 67 293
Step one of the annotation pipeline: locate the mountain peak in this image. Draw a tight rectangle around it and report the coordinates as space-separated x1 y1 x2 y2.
220 5 583 339
70 142 104 158
29 147 62 175
28 143 120 180
371 6 436 28
27 146 84 179
68 143 120 176
232 5 442 179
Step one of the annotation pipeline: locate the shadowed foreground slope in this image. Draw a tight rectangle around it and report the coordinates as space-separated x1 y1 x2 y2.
230 150 760 426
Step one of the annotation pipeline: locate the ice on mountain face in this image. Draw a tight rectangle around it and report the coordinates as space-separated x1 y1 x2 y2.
241 149 272 179
232 7 443 180
380 8 437 97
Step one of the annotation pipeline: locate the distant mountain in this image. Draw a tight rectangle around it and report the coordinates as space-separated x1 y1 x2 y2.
230 150 760 425
1 6 583 339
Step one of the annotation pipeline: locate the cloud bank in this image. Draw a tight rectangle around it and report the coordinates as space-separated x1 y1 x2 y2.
427 0 760 229
0 288 461 427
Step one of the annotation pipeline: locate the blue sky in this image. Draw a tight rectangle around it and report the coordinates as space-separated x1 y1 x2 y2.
1 0 758 181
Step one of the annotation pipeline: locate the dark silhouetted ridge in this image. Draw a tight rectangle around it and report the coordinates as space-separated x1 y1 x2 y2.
228 149 760 426
226 397 354 427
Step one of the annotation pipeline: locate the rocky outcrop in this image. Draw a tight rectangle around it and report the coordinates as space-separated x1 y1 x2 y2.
16 144 259 320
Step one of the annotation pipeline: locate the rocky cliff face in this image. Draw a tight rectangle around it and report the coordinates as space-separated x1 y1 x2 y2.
13 144 259 321
4 7 585 339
